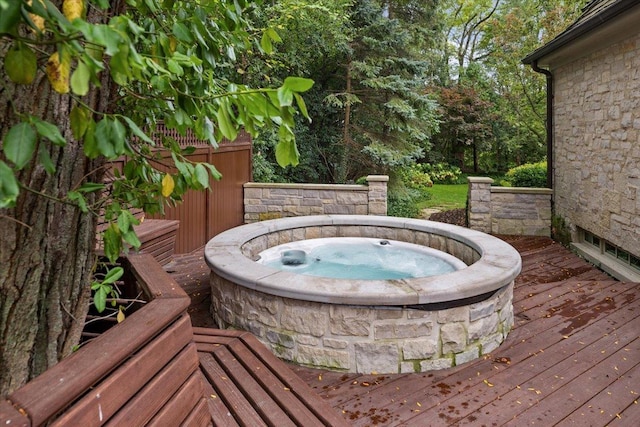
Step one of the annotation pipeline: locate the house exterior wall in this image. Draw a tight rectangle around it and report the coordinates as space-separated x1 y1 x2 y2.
552 32 640 258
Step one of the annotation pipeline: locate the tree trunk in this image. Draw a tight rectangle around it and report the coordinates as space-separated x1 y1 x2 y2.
0 2 116 396
473 140 479 173
337 59 353 183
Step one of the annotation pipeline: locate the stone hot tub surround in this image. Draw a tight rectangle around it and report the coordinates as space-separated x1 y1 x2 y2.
205 215 521 374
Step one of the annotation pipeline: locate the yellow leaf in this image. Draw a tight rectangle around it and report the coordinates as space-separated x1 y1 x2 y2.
28 0 46 32
46 52 70 94
161 173 174 197
63 0 84 21
116 308 125 323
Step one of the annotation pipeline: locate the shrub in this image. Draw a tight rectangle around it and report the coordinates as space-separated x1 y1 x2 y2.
416 163 463 184
400 166 433 192
505 161 547 188
388 189 429 218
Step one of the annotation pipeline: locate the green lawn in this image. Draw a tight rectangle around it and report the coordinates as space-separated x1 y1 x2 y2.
419 184 468 210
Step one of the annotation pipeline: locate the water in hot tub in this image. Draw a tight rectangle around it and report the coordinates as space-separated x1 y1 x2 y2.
259 238 460 280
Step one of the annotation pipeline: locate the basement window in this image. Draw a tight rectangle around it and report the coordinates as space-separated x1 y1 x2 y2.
584 231 600 247
581 229 640 273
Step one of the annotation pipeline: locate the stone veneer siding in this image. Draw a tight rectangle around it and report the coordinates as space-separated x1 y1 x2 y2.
552 32 640 258
210 225 514 374
467 177 553 236
243 175 388 223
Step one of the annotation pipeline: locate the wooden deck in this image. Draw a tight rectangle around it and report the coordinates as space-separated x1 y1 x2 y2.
167 236 640 426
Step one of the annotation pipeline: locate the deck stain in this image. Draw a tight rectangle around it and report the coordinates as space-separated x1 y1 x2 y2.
435 382 452 395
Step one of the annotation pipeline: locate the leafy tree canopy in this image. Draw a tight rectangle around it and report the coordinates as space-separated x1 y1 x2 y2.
1 0 313 261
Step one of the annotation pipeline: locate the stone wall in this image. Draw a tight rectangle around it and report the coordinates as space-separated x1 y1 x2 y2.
467 177 553 236
552 32 640 258
243 175 388 223
211 277 513 374
211 224 512 374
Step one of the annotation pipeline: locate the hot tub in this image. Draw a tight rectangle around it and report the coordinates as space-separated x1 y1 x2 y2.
205 215 521 373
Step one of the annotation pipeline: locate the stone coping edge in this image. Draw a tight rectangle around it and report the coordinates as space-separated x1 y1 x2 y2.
204 215 522 306
244 182 367 191
491 187 553 195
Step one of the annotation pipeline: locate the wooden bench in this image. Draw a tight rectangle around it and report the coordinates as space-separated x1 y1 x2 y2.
194 328 348 427
0 254 348 427
133 218 180 265
96 217 180 266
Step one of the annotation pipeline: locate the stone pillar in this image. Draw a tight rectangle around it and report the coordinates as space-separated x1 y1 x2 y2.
366 175 389 215
467 177 493 233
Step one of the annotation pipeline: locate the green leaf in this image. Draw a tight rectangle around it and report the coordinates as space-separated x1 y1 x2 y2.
117 210 139 234
33 118 66 146
94 118 127 158
3 122 36 170
4 42 37 84
283 77 314 92
294 93 311 121
0 0 21 34
94 119 116 158
93 287 107 313
226 46 236 61
122 229 141 249
194 163 209 189
122 116 154 144
93 0 110 9
70 60 91 96
265 28 282 43
196 116 217 147
85 24 122 56
276 87 293 107
166 59 183 76
260 32 273 54
172 21 193 42
203 163 222 180
0 160 20 208
103 223 122 262
67 190 88 212
216 104 237 141
111 119 127 155
102 266 124 285
275 134 300 167
117 210 131 232
70 106 90 140
38 144 56 174
110 48 132 85
181 146 196 155
82 119 99 158
260 28 281 54
77 182 105 193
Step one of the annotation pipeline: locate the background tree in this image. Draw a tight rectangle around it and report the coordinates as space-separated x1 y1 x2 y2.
249 0 441 185
246 0 353 183
428 0 587 172
480 0 589 165
430 82 495 172
0 0 311 395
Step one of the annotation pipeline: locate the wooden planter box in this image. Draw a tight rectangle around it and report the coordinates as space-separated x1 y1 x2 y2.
0 253 206 426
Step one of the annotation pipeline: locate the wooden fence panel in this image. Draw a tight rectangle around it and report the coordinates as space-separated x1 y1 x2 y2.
148 130 252 253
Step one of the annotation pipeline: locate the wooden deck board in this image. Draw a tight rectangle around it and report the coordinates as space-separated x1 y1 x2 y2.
170 235 640 426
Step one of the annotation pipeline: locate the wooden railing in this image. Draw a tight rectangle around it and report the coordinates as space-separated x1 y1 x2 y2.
0 254 350 426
